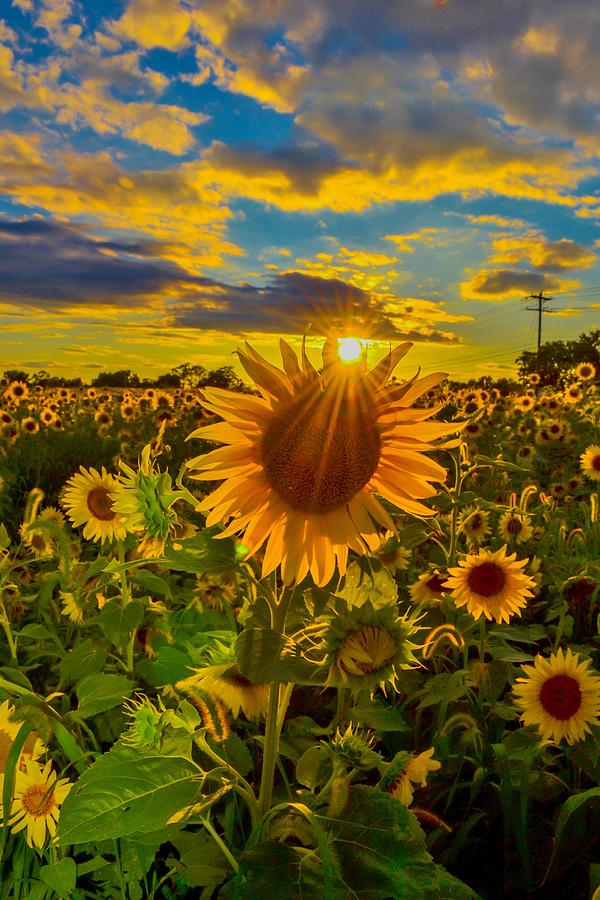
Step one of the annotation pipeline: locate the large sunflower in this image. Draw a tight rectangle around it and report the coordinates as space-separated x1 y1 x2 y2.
186 338 461 586
580 444 600 482
61 466 128 543
445 545 536 623
513 647 600 745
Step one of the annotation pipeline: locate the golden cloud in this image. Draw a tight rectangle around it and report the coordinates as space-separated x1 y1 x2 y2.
489 233 596 270
110 0 192 50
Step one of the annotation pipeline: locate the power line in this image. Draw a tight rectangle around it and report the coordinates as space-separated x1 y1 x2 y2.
522 291 554 376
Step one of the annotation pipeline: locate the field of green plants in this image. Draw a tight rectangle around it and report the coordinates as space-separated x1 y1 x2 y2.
0 341 598 900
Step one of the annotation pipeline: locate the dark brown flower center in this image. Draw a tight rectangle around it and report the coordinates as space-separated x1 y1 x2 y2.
426 573 448 594
593 455 600 472
261 390 381 513
539 674 582 720
467 561 506 597
506 517 522 535
86 487 116 521
468 514 482 530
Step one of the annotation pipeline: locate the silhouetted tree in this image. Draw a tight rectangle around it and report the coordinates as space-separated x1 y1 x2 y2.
516 329 600 387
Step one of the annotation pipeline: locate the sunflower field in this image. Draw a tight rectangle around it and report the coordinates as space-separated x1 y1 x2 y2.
0 340 598 900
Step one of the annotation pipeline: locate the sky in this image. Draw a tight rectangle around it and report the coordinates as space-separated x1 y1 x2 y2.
1 0 600 383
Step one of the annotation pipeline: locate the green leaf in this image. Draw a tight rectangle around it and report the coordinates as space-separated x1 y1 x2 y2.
136 645 193 687
99 599 145 648
57 745 201 845
417 670 470 711
39 858 77 898
159 527 237 574
73 673 134 720
59 639 107 688
490 624 547 644
334 561 397 609
169 830 229 890
209 732 253 777
235 627 285 683
17 624 52 640
547 787 600 876
221 787 479 899
129 570 170 596
0 523 10 551
296 746 331 790
351 700 411 732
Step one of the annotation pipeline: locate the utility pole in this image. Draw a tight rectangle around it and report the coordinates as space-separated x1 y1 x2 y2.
523 291 554 378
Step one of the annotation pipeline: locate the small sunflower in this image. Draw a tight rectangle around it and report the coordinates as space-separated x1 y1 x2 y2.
376 533 411 574
9 759 72 849
513 648 600 745
445 545 536 624
0 701 46 774
498 511 533 545
61 466 127 544
564 384 582 404
409 570 449 605
460 508 491 544
380 747 441 806
580 445 600 482
186 337 462 587
575 362 596 381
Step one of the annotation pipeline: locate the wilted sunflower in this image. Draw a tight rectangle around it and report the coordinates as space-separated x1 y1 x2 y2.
580 445 600 482
445 545 536 624
513 648 600 745
61 466 127 543
186 337 461 586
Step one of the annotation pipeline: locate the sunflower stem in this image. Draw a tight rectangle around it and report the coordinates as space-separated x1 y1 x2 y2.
0 605 17 664
479 617 487 663
258 681 281 818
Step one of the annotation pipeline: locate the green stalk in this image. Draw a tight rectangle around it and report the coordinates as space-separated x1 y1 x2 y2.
257 681 281 818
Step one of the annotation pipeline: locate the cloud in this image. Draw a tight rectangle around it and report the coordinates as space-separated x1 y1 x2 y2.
166 270 463 343
0 216 206 308
109 0 192 51
489 234 596 271
460 268 574 300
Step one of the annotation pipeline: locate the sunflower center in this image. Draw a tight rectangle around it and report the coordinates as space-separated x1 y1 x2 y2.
539 674 582 720
467 561 506 597
261 391 381 513
469 514 482 530
86 487 116 521
21 784 56 817
593 455 600 472
426 573 448 594
506 518 522 535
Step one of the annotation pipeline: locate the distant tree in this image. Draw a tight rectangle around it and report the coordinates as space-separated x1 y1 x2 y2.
515 329 600 387
199 365 248 392
170 363 208 389
2 369 30 383
91 369 141 388
154 372 181 388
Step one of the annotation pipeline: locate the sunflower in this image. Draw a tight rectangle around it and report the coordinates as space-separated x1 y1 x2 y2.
9 759 72 848
113 435 188 556
380 747 441 806
318 599 419 695
445 545 536 624
564 384 582 404
186 338 461 586
61 466 128 543
514 395 534 413
513 648 600 745
529 373 541 385
498 511 533 545
376 533 411 574
4 381 29 404
409 570 449 605
575 362 596 381
176 663 270 719
580 445 600 482
0 701 46 774
459 508 491 544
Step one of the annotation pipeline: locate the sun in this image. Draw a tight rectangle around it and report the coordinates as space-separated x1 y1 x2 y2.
338 337 364 363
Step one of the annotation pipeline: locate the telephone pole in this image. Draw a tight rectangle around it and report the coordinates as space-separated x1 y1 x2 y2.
523 291 554 377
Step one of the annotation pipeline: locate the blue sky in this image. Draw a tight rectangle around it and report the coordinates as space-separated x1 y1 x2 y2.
1 0 599 381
